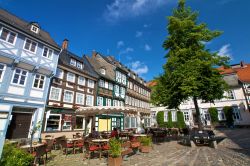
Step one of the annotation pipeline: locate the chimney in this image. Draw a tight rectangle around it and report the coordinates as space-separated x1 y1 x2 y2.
92 50 97 57
62 39 68 50
240 61 245 68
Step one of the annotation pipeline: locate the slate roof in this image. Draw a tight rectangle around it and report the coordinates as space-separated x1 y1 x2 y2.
0 8 60 49
86 53 115 81
58 50 99 79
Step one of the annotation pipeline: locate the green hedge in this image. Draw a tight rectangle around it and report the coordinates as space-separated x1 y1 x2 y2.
0 144 34 166
177 111 186 129
156 111 164 127
208 107 218 124
167 111 173 128
223 106 234 127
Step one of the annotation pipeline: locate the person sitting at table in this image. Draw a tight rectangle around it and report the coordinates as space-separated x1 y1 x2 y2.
111 128 119 139
91 127 100 138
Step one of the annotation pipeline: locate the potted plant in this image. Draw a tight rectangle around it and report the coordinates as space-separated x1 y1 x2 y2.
29 121 41 152
139 136 152 153
108 138 122 166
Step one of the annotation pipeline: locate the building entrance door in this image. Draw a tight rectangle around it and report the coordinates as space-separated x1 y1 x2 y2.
6 112 32 139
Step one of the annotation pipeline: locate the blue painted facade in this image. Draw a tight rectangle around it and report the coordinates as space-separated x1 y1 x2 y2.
0 9 60 158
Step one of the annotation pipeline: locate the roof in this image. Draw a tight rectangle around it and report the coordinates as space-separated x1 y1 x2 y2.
86 53 116 81
58 50 99 79
218 63 250 83
147 80 157 87
0 8 60 49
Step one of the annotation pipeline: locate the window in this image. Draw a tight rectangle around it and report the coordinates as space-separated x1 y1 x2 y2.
31 25 39 33
108 83 113 90
70 58 76 66
227 90 235 100
0 63 6 82
24 38 37 53
67 72 75 82
77 62 83 69
62 114 72 131
45 114 61 131
100 68 106 75
218 110 226 121
97 96 103 106
78 76 85 85
42 47 53 59
63 90 74 103
122 74 126 85
114 85 119 97
86 95 94 106
144 118 151 127
131 117 137 128
12 68 28 86
76 93 85 105
33 74 45 89
107 99 112 106
120 87 125 98
87 79 94 88
184 112 189 121
233 107 241 120
55 68 63 79
172 111 177 122
49 87 61 101
105 81 109 89
99 79 104 87
0 28 17 44
75 116 85 130
164 111 168 122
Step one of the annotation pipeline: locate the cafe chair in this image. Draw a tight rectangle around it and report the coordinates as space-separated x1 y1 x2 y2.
45 139 54 159
73 139 84 154
60 139 74 156
84 141 101 160
33 144 47 166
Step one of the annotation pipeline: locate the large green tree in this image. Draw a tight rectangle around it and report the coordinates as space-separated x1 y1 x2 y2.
151 0 229 130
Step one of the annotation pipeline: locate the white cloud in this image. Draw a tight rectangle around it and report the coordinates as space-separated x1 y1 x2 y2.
104 0 171 22
129 61 149 75
119 47 134 55
135 31 143 38
117 40 124 48
144 44 151 51
218 44 232 58
143 24 149 28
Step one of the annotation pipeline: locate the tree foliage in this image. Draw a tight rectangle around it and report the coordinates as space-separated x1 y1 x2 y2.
208 107 218 124
223 106 234 127
151 0 229 129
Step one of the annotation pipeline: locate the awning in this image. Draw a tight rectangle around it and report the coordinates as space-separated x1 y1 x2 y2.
76 106 137 116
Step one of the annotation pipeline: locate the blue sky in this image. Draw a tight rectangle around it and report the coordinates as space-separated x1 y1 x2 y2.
0 0 250 81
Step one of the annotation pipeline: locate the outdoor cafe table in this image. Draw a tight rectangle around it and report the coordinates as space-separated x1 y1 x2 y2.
20 143 45 152
91 139 109 159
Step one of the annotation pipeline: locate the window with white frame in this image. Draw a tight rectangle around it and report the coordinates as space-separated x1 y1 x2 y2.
218 110 226 121
124 116 130 128
164 111 168 122
120 87 125 98
87 79 94 88
0 63 6 82
108 83 113 90
12 68 28 86
67 72 75 82
122 74 126 85
125 96 129 104
49 87 61 101
0 28 17 44
172 111 177 122
99 79 104 87
42 47 53 59
120 101 124 106
105 81 109 89
24 38 37 53
78 76 85 85
233 107 241 120
77 62 83 69
62 114 72 131
100 68 106 75
31 25 39 33
131 117 137 128
107 98 112 106
55 68 63 79
97 96 103 106
227 90 235 100
45 114 61 131
75 116 85 130
33 74 45 89
70 58 76 66
144 118 151 127
86 95 94 106
75 93 85 105
184 112 189 121
114 85 119 97
63 90 74 103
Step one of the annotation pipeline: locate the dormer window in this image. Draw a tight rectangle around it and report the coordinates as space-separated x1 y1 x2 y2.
77 62 83 70
31 25 39 33
70 58 76 66
100 68 106 75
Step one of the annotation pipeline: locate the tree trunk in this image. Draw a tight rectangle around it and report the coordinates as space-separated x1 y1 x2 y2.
193 97 203 130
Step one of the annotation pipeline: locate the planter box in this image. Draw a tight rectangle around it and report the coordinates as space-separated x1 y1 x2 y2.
140 146 152 153
108 156 122 166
